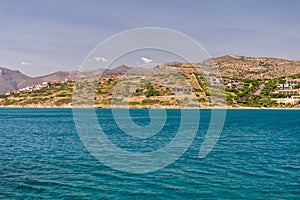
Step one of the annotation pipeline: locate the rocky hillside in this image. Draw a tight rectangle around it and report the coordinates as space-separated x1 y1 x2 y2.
212 55 300 79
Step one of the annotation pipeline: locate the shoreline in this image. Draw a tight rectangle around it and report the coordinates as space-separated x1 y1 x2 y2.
1 105 299 110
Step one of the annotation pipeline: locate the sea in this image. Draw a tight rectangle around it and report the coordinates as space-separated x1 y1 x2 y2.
0 108 299 199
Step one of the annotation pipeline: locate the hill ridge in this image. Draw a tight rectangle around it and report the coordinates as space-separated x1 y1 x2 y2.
1 55 300 94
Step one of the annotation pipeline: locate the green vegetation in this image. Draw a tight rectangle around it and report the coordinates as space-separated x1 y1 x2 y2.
1 73 299 108
193 72 210 96
0 81 75 107
225 74 300 107
54 98 72 106
197 98 207 103
132 83 172 98
141 99 159 105
144 83 160 98
160 101 172 106
0 94 7 99
226 79 260 105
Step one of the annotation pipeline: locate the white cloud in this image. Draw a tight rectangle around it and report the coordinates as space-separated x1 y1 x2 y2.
21 61 32 65
93 57 108 62
140 57 153 64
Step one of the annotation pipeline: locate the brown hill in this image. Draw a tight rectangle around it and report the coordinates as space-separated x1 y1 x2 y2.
0 67 78 94
212 55 300 79
20 71 78 88
76 65 150 79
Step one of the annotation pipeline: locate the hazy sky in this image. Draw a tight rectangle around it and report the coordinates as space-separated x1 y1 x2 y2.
0 0 299 76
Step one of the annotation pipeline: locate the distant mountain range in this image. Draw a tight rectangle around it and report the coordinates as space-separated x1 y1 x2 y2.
0 65 149 94
0 68 78 94
1 55 300 94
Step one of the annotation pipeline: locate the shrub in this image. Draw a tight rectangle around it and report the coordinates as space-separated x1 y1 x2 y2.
160 101 171 106
144 88 160 98
0 94 7 99
54 98 72 106
142 99 159 105
4 99 17 106
129 102 139 106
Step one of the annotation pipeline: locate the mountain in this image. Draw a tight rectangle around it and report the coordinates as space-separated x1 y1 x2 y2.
211 55 300 79
103 65 150 76
0 68 31 94
0 67 78 94
106 64 131 75
75 65 150 79
22 71 78 88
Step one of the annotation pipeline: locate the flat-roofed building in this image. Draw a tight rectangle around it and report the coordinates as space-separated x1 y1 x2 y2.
286 79 300 86
171 87 194 93
278 89 299 95
271 96 300 105
276 84 292 89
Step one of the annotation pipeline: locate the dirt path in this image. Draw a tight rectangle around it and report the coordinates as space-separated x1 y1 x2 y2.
253 83 265 95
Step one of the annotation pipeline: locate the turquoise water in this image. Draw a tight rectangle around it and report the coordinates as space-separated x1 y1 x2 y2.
0 108 299 199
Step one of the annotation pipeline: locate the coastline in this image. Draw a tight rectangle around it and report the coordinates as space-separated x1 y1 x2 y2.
1 105 299 110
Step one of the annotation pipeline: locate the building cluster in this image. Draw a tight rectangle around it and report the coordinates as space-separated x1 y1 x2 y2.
272 78 300 105
272 96 300 105
5 82 49 95
207 76 223 87
171 87 194 93
205 76 244 88
5 79 69 95
223 79 244 89
203 72 224 87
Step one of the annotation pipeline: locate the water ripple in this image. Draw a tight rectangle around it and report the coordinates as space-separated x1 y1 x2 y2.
0 108 299 199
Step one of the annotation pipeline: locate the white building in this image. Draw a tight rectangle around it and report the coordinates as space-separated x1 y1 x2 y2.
271 96 300 105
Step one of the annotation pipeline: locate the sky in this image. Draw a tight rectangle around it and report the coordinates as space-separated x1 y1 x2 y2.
0 0 299 76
